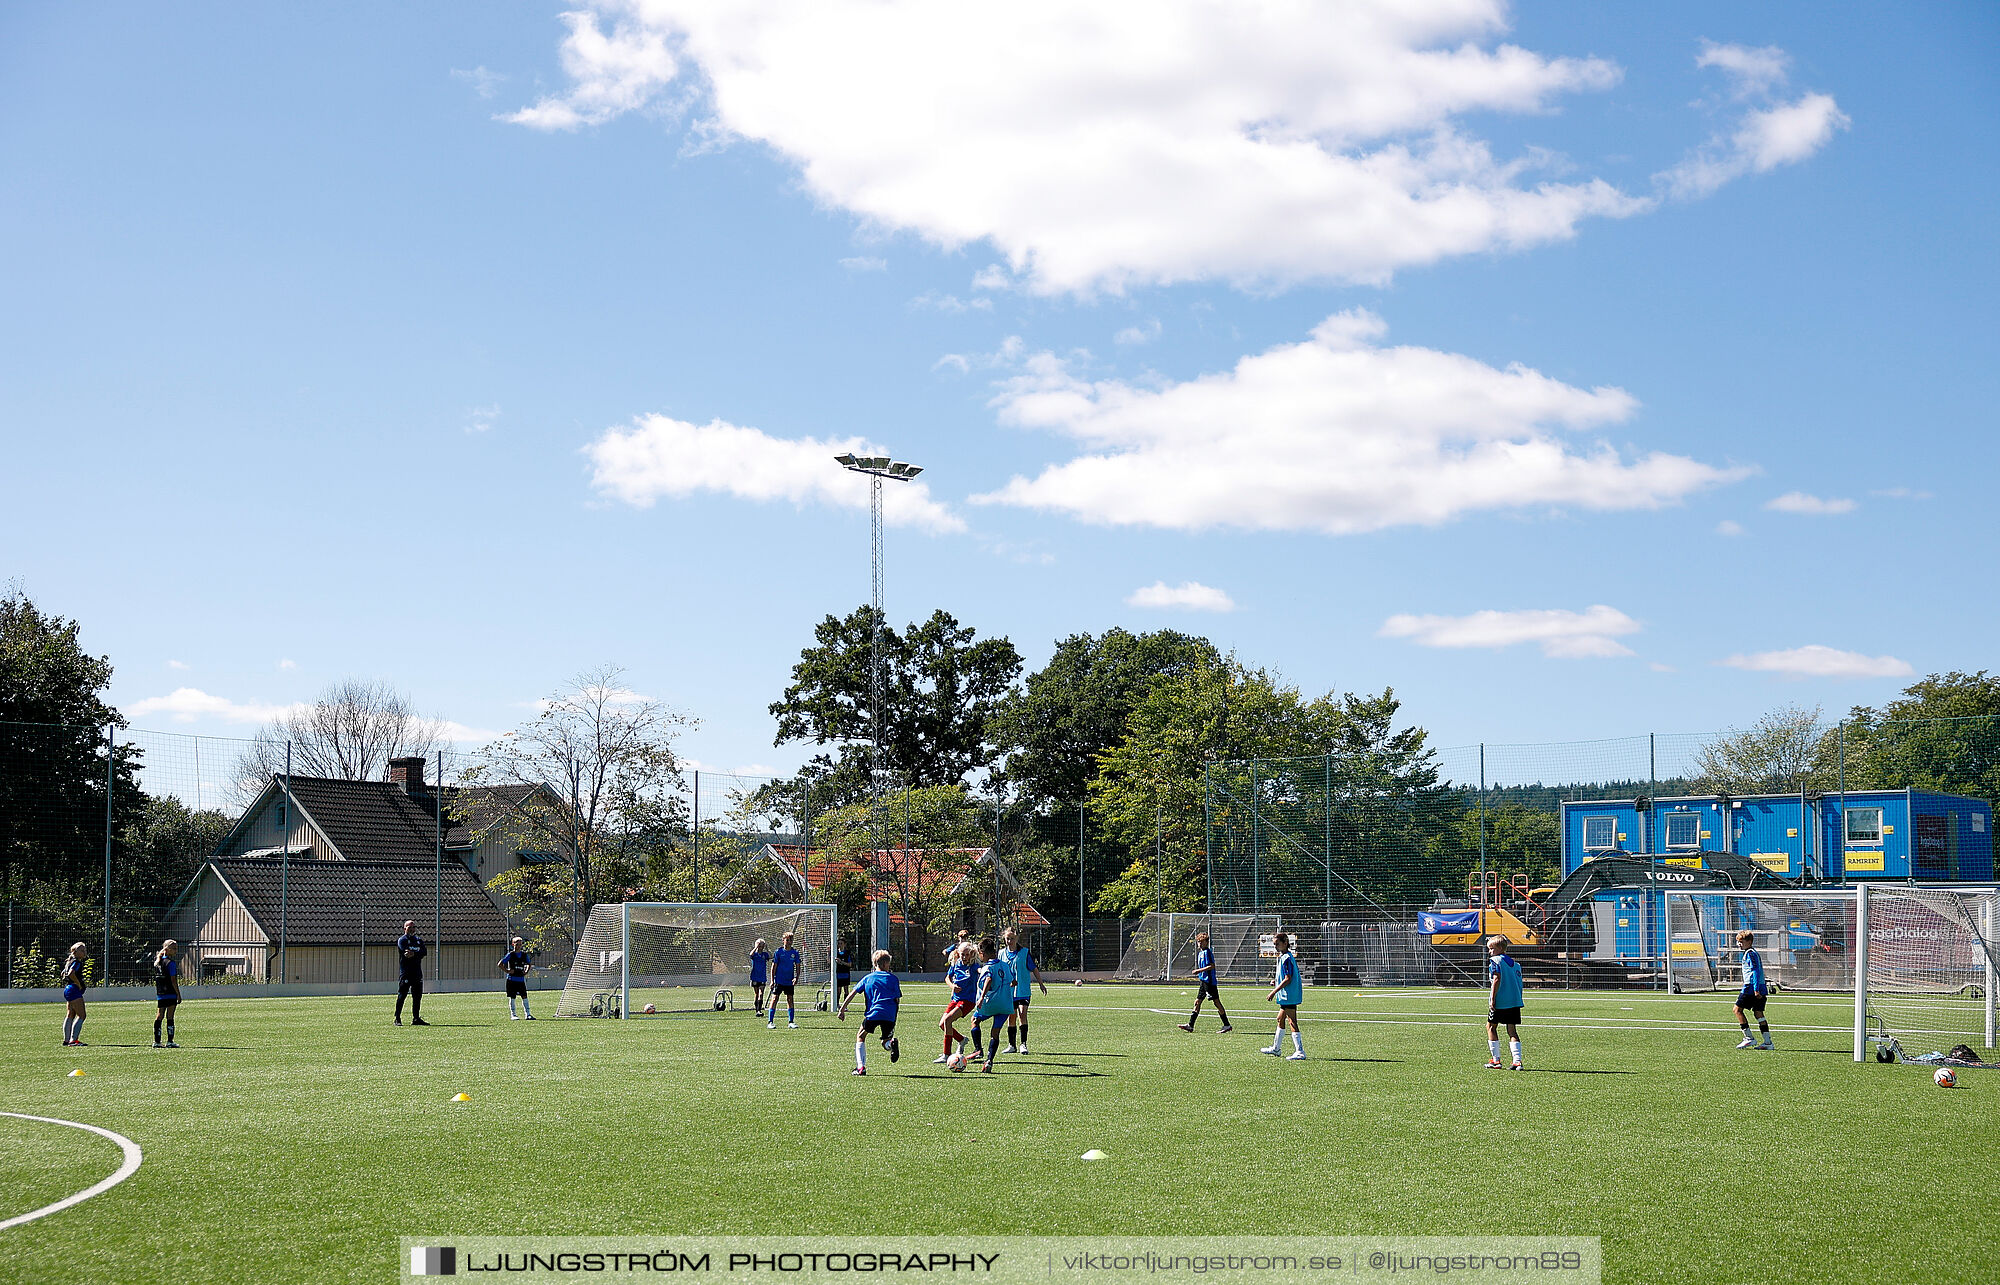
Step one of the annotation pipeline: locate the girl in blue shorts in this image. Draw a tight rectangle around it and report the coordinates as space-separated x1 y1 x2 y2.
60 942 90 1046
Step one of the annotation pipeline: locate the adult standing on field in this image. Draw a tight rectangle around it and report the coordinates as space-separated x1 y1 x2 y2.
395 920 430 1026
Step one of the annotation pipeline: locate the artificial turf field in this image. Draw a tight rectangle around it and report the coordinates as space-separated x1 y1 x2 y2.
1 983 1992 1285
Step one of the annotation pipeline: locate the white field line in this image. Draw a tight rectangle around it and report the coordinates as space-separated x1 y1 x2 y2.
0 1112 143 1231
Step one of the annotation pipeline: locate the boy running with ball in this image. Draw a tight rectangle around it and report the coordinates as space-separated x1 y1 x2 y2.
1485 936 1524 1070
1733 929 1773 1049
1261 932 1305 1060
839 950 902 1075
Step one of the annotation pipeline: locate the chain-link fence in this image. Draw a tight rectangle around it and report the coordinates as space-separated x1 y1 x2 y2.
1202 718 2000 989
5 714 1995 993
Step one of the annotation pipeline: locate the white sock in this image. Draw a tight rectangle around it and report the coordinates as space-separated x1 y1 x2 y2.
1510 1039 1521 1063
1489 1039 1500 1059
1291 1030 1303 1053
522 1001 531 1016
856 1041 866 1069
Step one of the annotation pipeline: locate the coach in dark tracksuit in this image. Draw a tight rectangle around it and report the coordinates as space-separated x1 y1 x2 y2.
395 920 430 1026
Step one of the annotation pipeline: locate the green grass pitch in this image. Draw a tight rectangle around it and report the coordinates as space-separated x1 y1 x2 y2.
1 984 1992 1284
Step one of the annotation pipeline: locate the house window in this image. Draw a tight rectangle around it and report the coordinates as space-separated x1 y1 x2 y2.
1844 807 1883 847
1583 816 1618 852
1664 812 1701 850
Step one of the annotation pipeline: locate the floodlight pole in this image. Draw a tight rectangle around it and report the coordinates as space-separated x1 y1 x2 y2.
835 452 923 960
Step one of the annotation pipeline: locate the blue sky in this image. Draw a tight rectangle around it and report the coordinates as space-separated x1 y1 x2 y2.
3 2 1996 782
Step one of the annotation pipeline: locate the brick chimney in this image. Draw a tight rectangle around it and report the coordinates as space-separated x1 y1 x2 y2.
387 756 427 794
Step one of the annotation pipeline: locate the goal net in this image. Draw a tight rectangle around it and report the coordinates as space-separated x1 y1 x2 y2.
1854 884 1997 1060
556 902 837 1018
1115 912 1279 982
1663 889 1858 995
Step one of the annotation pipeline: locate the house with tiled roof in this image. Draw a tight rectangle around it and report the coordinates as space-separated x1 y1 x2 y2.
719 842 1050 953
160 757 559 983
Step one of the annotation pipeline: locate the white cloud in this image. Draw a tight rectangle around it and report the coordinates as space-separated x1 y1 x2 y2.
509 1 1658 294
1380 605 1641 659
1718 645 1913 680
465 403 500 434
972 311 1747 535
127 688 303 725
166 659 189 671
1113 319 1162 347
452 65 507 100
1716 519 1744 536
1695 41 1789 97
584 414 965 533
1649 662 1677 673
1870 486 1932 501
1765 491 1856 516
1659 44 1847 199
970 265 1012 292
277 659 297 670
1126 581 1236 613
909 292 992 313
504 8 679 130
440 721 501 745
839 256 887 272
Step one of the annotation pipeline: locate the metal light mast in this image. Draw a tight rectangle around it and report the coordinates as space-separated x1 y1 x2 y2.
834 453 924 813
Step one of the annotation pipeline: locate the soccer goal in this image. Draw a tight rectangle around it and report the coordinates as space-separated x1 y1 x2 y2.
1115 912 1279 982
1663 889 1859 994
1853 884 1997 1061
556 902 837 1019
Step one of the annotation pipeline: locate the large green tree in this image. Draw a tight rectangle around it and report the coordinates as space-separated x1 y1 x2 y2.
0 589 143 895
1834 671 2000 807
992 627 1221 808
769 608 1022 807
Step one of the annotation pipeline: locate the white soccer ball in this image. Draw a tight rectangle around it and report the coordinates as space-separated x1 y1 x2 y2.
1934 1067 1957 1089
642 1003 657 1015
946 1052 968 1072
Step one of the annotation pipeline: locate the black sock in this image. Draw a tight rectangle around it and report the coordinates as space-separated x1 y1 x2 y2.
166 1018 175 1041
1019 1016 1028 1044
1757 1020 1769 1036
155 1015 163 1042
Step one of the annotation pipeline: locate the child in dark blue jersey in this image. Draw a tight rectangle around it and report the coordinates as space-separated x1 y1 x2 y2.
748 939 772 1017
937 943 979 1063
835 945 854 1003
1485 936 1524 1070
1178 930 1232 1034
152 939 182 1048
838 949 902 1075
768 931 803 1029
1733 929 1773 1049
498 937 535 1020
60 942 89 1046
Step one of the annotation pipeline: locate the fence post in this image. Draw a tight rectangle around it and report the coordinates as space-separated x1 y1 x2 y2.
103 724 114 977
1477 744 1487 928
1837 724 1846 887
280 741 290 983
1203 764 1213 936
434 750 443 982
692 769 701 900
1077 798 1085 973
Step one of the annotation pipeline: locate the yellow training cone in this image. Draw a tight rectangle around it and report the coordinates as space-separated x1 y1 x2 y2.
1081 1150 1107 1161
452 1093 472 1102
68 1069 85 1078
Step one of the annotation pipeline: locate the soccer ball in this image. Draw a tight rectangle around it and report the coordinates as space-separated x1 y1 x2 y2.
946 1052 968 1072
1934 1067 1957 1089
642 1003 657 1015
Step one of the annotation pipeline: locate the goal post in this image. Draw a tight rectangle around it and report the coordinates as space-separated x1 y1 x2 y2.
1115 912 1279 982
1854 883 1999 1062
557 902 837 1018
